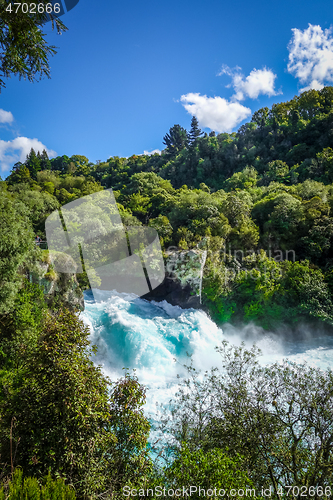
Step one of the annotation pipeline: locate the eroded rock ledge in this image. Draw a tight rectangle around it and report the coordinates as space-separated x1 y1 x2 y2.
29 253 84 312
30 248 206 312
143 249 207 309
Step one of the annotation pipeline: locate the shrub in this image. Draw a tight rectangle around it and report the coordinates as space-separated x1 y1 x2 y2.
0 469 76 499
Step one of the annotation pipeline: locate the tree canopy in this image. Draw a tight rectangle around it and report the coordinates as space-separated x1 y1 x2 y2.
0 0 67 91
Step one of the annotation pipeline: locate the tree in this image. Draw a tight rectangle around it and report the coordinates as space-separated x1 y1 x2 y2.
164 444 253 500
50 155 71 174
40 149 51 170
188 116 203 146
0 310 113 495
12 188 60 236
0 0 67 91
69 155 91 176
0 192 35 315
261 160 290 185
225 166 258 191
161 342 333 495
0 280 47 371
107 371 152 492
6 162 31 185
25 148 41 179
0 310 153 497
251 106 269 129
163 124 188 156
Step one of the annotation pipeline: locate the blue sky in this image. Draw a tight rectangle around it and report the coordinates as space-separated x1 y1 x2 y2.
1 0 333 176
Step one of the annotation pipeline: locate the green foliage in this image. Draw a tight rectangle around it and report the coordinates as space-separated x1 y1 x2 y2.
225 166 258 191
77 86 333 193
0 469 76 499
280 260 333 324
188 116 203 146
69 155 92 176
8 187 60 237
0 192 35 315
44 267 58 281
158 342 333 494
6 163 32 185
26 148 42 179
5 86 333 332
203 252 333 329
0 310 113 492
0 280 47 372
149 215 173 247
0 310 153 498
50 155 71 174
164 444 253 499
260 160 289 185
4 85 333 496
163 124 188 157
0 1 67 91
107 370 152 490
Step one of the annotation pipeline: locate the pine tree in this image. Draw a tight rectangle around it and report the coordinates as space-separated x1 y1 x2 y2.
163 124 188 156
25 148 41 179
188 116 203 146
40 149 51 170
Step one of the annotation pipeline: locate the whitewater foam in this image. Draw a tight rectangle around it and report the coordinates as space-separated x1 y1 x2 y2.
80 290 333 415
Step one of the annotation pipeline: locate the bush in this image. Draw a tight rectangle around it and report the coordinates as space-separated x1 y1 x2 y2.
164 444 253 499
0 469 75 499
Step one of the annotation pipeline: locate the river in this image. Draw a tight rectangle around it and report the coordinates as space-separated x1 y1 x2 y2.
80 290 333 420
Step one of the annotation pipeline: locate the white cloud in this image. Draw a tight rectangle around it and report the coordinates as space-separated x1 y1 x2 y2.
219 65 279 101
0 109 14 124
143 149 161 155
0 137 56 174
180 93 251 133
287 24 333 91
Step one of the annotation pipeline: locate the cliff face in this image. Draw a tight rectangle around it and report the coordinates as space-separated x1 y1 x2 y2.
30 248 206 312
143 249 207 309
29 254 84 312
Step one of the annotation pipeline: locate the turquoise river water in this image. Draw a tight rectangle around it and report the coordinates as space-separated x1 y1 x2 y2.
80 290 333 419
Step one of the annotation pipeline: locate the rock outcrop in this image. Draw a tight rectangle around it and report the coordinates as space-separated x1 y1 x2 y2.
29 252 84 312
30 247 206 312
143 248 207 309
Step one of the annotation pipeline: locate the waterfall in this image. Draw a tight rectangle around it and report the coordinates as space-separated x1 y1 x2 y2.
81 291 333 419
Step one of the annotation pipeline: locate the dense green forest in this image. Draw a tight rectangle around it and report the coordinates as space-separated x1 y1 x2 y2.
2 87 333 498
4 86 333 330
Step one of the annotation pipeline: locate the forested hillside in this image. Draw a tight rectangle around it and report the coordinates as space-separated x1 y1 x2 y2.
4 86 333 331
2 86 333 498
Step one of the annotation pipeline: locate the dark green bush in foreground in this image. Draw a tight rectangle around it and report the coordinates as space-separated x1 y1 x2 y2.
154 341 333 497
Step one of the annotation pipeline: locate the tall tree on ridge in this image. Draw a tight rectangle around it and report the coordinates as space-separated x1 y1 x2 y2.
40 149 52 170
163 124 188 157
26 148 41 179
188 116 203 146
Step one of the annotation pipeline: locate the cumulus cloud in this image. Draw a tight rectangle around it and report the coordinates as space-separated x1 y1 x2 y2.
0 109 14 124
180 93 251 133
287 24 333 92
0 137 56 174
143 149 161 155
219 65 280 101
